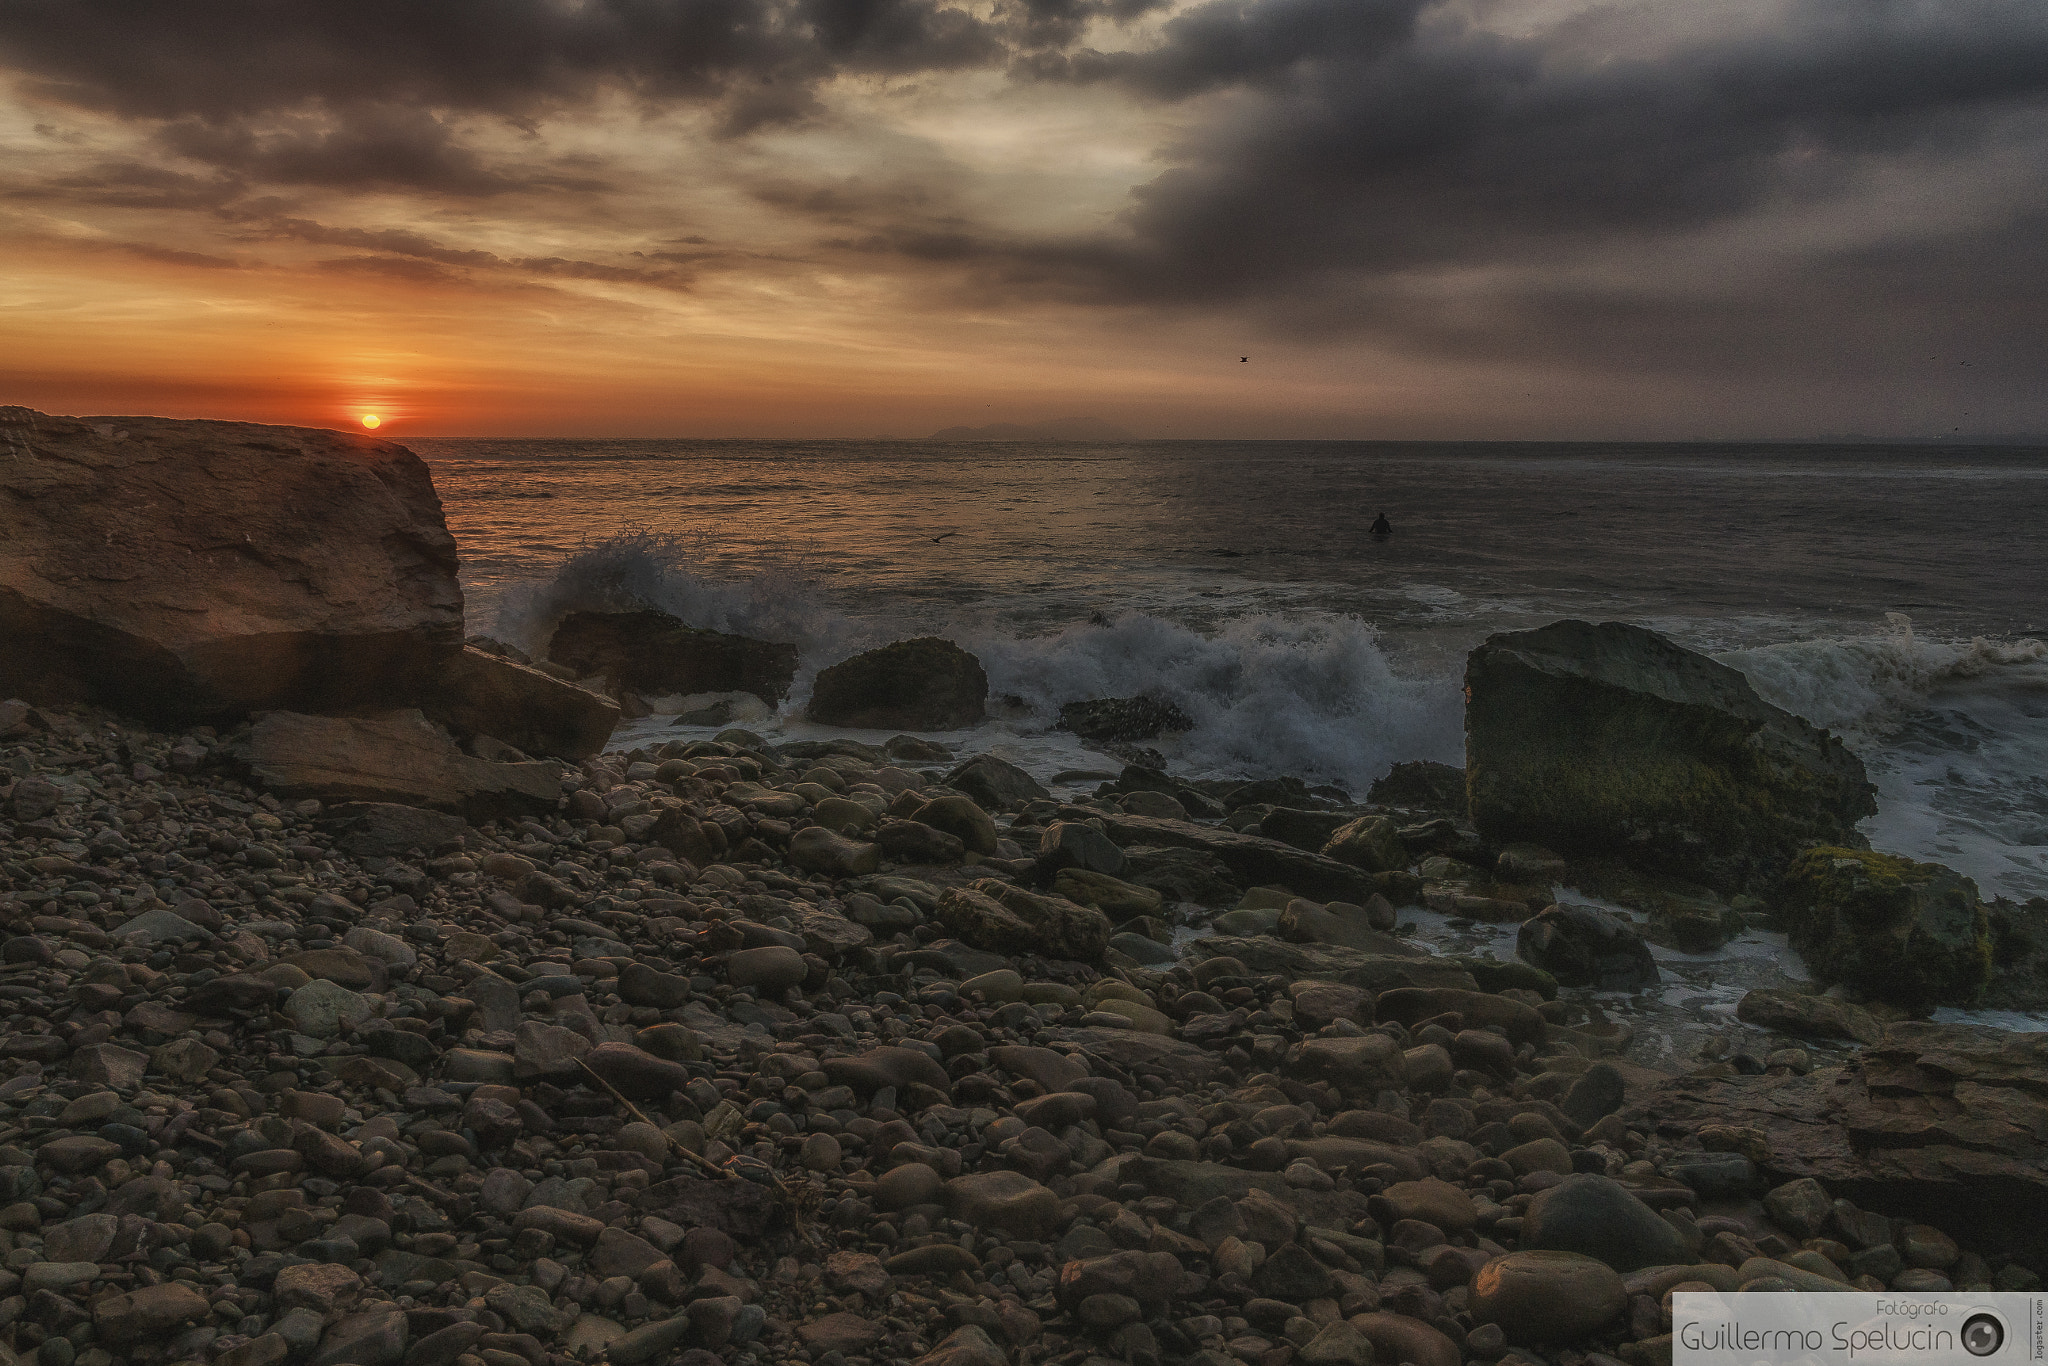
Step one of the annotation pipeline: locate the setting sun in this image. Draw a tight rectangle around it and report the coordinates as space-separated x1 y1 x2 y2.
361 414 380 428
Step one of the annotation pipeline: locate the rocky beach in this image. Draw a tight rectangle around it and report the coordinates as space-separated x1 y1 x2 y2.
1 406 2045 1366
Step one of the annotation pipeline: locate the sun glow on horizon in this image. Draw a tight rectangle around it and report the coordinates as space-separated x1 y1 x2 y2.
361 414 380 428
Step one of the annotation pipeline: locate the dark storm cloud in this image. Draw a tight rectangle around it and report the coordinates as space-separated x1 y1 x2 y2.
0 0 1019 197
999 0 2048 304
0 0 1006 129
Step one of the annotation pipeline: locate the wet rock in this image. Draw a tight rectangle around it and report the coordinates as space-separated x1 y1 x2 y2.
92 1281 210 1344
1191 938 1474 992
1375 986 1547 1046
1736 988 1881 1045
1762 1178 1833 1239
913 794 998 855
788 826 882 877
1322 815 1408 873
618 961 692 1008
808 637 987 729
1279 896 1410 952
1464 619 1874 894
320 802 471 858
1299 1321 1377 1366
948 1171 1060 1240
1558 1062 1629 1133
1038 821 1127 877
583 1042 688 1098
726 945 807 990
423 643 619 760
1469 1250 1628 1345
1517 903 1660 990
1347 1313 1461 1366
875 819 965 863
825 1045 952 1095
1520 1174 1693 1271
235 709 564 820
1779 849 1992 1011
1291 1034 1408 1093
1052 868 1162 921
936 879 1111 961
944 753 1050 809
1368 1178 1477 1235
1094 811 1378 902
546 608 798 704
1059 696 1192 743
285 978 373 1038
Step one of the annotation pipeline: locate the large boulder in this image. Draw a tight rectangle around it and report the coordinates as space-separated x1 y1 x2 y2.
1620 1020 2048 1268
232 710 565 820
935 879 1111 962
545 609 797 704
1778 847 1991 1011
1464 620 1875 894
0 409 461 720
808 638 986 730
424 645 619 760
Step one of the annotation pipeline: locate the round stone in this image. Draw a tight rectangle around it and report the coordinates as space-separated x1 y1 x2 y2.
1469 1251 1628 1345
1518 1173 1693 1272
725 945 806 990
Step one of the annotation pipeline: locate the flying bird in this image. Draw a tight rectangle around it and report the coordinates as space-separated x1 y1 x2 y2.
1240 356 1249 362
928 531 959 544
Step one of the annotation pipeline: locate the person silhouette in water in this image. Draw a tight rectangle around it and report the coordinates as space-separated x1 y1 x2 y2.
1370 511 1393 536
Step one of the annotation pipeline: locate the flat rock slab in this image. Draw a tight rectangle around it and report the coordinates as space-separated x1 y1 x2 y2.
1620 1020 2048 1264
1187 937 1480 994
1089 811 1379 902
235 710 565 820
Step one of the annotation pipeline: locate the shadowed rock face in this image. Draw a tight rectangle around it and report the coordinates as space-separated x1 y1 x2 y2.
0 407 462 720
545 608 798 704
808 637 987 730
1464 619 1875 895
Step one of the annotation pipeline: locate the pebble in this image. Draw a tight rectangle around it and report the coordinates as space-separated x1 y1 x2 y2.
0 695 2020 1366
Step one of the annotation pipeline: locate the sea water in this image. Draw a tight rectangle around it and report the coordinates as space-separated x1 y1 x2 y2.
418 438 2048 917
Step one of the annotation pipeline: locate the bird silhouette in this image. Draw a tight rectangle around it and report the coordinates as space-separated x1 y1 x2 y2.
1240 356 1249 362
928 531 959 544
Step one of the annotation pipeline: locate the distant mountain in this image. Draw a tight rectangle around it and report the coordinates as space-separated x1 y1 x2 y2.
925 416 1134 441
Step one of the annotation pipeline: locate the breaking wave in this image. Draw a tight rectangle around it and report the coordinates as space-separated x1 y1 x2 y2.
484 533 1464 792
1720 613 2048 747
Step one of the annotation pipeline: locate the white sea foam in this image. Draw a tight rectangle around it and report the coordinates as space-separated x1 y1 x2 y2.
509 534 1465 793
1720 615 2047 745
1721 617 2048 900
504 537 2048 901
961 612 1465 794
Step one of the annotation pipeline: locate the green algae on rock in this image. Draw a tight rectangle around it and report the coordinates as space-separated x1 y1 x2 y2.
1779 846 1991 1011
1464 619 1875 896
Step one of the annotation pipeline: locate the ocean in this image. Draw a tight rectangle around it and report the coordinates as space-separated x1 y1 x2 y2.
416 437 2048 911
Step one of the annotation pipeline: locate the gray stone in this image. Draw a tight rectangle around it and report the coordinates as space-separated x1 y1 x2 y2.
1519 1174 1692 1272
284 979 373 1039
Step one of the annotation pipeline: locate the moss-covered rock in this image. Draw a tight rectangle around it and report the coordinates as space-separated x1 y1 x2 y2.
1779 847 1991 1011
1465 620 1875 896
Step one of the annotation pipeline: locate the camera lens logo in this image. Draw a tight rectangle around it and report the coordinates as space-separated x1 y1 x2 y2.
1962 1313 2005 1357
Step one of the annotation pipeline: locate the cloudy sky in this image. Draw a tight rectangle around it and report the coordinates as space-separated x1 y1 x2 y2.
2 0 2044 437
